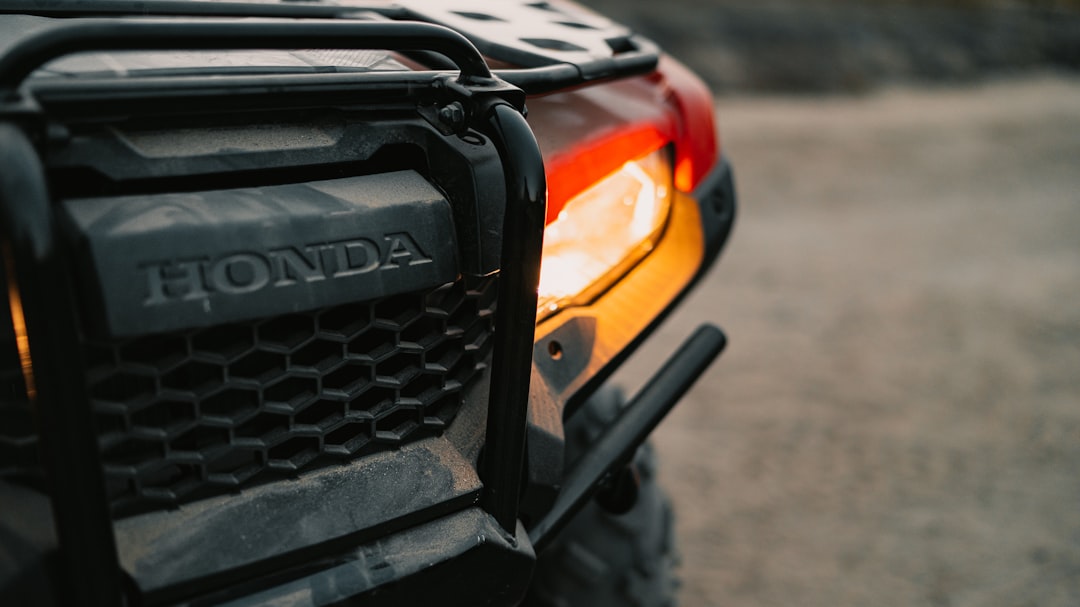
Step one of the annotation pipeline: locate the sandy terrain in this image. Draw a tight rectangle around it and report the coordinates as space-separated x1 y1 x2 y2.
614 75 1080 606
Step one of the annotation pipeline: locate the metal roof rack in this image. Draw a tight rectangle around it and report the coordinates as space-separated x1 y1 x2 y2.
0 0 660 97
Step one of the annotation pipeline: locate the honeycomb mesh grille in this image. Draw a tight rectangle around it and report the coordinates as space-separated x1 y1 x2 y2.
87 276 496 517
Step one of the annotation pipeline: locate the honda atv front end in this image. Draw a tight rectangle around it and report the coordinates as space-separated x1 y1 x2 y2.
0 1 735 605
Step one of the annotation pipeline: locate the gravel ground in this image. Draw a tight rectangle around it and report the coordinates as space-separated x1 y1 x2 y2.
614 74 1080 606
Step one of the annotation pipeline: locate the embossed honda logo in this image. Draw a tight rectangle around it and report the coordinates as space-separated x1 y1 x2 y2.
64 171 458 336
142 233 433 306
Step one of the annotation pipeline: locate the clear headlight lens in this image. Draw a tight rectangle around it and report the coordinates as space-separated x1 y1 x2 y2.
537 147 673 319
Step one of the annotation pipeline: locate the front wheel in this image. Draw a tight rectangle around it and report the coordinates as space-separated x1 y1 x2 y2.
524 388 680 607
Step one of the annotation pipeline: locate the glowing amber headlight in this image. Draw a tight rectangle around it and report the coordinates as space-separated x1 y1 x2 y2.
537 147 673 319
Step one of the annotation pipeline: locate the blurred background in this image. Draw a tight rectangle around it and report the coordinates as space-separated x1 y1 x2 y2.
583 0 1080 94
583 0 1080 605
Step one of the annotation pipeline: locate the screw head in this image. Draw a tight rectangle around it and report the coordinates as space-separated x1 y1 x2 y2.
438 102 466 130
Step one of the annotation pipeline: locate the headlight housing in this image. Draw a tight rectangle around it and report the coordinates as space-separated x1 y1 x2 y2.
537 146 673 319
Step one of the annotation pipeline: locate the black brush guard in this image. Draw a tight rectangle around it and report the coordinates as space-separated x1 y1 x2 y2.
0 15 725 606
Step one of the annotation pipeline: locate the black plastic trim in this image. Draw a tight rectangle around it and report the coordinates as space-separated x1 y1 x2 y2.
200 508 534 607
694 156 738 270
117 440 486 604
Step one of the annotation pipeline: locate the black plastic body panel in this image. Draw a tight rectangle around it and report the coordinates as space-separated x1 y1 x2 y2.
44 114 509 283
114 432 485 603
0 480 58 606
209 509 534 607
62 171 457 337
694 157 738 270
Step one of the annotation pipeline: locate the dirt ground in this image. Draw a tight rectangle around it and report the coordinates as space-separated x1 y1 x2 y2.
613 74 1080 606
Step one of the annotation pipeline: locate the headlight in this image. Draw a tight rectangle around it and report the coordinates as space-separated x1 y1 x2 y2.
537 146 673 319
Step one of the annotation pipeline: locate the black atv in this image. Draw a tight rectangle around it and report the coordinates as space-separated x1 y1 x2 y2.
0 1 735 605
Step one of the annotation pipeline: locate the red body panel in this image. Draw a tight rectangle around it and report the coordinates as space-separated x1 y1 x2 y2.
526 55 718 224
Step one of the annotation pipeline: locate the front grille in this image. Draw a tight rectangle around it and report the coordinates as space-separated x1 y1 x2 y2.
86 276 496 517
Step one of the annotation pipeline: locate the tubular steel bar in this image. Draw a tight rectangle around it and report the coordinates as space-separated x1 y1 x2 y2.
495 35 661 95
0 0 387 18
529 324 727 552
479 102 547 535
26 72 484 119
0 123 122 605
0 14 660 103
0 19 494 96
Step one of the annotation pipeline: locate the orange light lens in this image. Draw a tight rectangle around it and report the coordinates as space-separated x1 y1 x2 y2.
544 125 668 225
4 270 35 400
537 147 672 318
